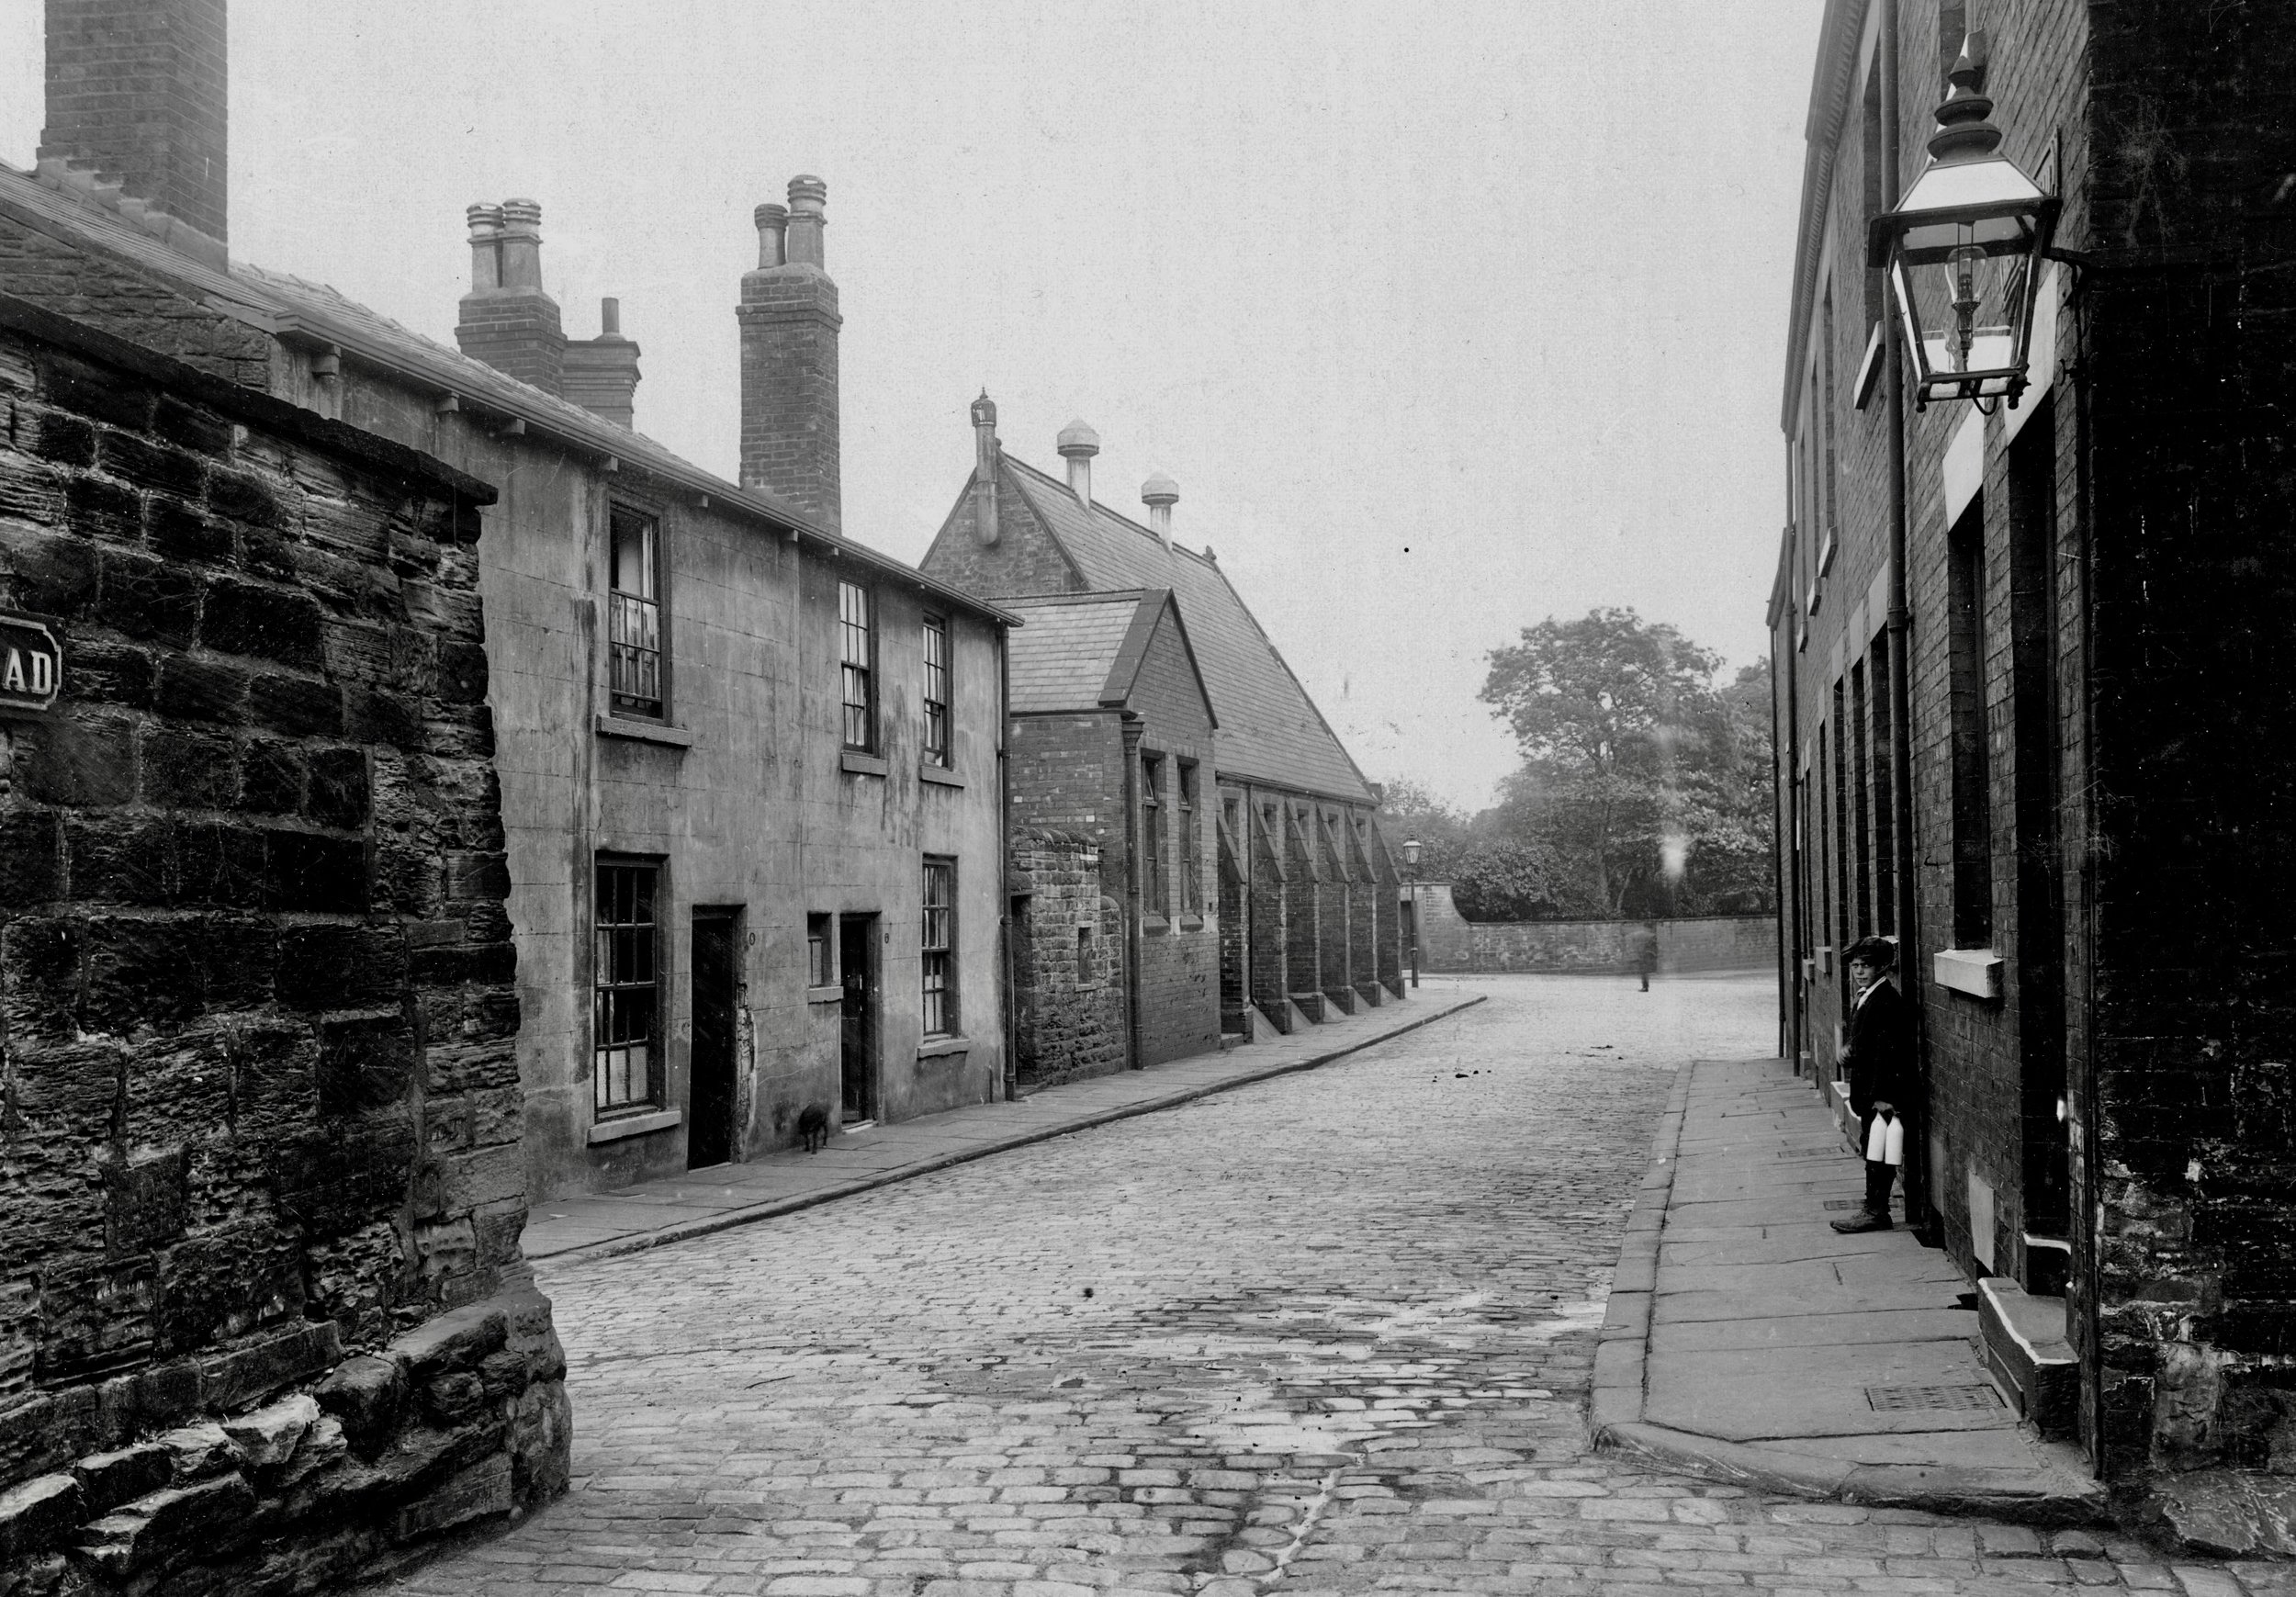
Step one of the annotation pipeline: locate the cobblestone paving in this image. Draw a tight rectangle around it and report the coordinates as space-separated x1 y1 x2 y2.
384 977 2287 1597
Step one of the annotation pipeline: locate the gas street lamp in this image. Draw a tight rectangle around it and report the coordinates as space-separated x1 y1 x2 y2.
1402 837 1423 990
1868 32 2059 414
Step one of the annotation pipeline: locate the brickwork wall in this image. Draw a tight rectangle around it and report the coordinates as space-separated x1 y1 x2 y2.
39 0 229 244
453 291 566 399
1244 796 1290 1032
737 266 841 526
1008 830 1123 1088
1281 804 1322 1021
1129 611 1220 1065
0 298 567 1591
1776 0 2296 1516
2073 0 2296 1497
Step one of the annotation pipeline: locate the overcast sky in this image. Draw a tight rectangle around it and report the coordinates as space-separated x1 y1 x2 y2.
0 1 1815 811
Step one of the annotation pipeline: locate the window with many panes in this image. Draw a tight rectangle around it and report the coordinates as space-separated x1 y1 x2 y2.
921 857 956 1035
608 509 663 718
839 581 874 750
1141 754 1166 917
593 860 659 1113
921 614 950 767
1178 759 1200 915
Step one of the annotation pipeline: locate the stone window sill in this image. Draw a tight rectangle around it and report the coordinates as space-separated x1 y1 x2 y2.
917 1035 970 1060
920 765 964 788
587 1106 681 1144
595 713 694 748
841 750 888 777
1933 947 2004 1000
1178 915 1205 931
806 984 844 1006
1142 914 1171 934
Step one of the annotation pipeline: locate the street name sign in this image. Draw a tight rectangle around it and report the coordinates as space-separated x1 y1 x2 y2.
0 610 62 714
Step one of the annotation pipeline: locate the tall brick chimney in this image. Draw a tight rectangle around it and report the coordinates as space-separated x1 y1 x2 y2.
39 0 229 258
971 391 1001 547
456 198 566 396
562 298 642 428
738 175 841 526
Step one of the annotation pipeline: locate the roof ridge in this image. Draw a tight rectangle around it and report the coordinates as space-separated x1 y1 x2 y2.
1003 453 1221 570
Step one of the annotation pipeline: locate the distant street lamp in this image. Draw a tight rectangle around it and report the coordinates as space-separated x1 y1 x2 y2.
1868 31 2059 414
1402 837 1423 990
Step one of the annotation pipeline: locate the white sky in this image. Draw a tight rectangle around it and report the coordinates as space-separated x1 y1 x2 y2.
0 1 1815 811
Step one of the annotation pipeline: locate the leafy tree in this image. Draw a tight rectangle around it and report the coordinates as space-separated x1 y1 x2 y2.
1479 608 1752 917
1449 837 1580 922
1374 779 1475 880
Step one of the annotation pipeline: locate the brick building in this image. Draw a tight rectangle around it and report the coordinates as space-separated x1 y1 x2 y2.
0 0 1015 1210
923 403 1405 1073
1772 0 2296 1545
0 292 568 1588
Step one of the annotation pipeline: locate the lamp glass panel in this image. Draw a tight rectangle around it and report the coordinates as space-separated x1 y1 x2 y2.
1894 230 2031 380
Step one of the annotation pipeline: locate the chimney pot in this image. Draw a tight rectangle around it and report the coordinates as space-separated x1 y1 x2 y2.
456 197 567 396
754 202 789 268
601 297 622 338
785 175 828 268
1142 472 1179 549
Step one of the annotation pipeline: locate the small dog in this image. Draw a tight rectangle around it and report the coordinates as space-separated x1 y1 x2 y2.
796 1104 830 1154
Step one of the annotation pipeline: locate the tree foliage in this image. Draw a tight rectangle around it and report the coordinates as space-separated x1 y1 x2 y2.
1379 610 1775 923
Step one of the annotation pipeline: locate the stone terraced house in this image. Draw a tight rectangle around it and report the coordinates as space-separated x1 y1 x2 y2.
923 401 1404 1083
0 7 1018 1208
1772 0 2296 1549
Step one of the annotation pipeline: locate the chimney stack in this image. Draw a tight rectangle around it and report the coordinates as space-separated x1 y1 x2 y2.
1057 420 1099 508
562 298 644 429
1142 473 1178 549
456 197 567 396
971 392 1001 547
738 175 842 526
39 0 229 264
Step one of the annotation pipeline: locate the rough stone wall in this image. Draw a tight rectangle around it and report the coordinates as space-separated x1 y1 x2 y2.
1007 830 1123 1088
0 297 567 1591
0 215 269 387
1412 887 1773 977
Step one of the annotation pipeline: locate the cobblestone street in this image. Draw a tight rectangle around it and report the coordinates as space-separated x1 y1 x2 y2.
386 977 2284 1597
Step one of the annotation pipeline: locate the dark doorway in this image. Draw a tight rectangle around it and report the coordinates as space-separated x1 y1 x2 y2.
839 914 878 1124
687 908 741 1170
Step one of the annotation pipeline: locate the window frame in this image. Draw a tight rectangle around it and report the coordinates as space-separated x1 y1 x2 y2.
838 579 876 753
607 506 667 720
806 912 833 988
1141 752 1167 918
921 855 957 1037
1177 759 1201 917
592 858 664 1116
921 613 951 768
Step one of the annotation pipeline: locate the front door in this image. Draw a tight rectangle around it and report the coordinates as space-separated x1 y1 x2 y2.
839 915 877 1124
687 909 740 1169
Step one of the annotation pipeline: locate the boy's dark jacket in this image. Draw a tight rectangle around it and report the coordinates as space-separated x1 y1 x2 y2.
1844 978 1914 1117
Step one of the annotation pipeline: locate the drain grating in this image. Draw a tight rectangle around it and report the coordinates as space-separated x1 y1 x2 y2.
1866 1384 2003 1412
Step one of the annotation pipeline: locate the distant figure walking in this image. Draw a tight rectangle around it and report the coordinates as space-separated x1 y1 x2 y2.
1830 937 1912 1233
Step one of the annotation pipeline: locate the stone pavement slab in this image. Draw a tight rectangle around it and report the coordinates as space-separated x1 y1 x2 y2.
1592 1052 2108 1522
521 984 1487 1268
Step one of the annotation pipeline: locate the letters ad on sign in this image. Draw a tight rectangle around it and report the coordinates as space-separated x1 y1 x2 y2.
0 612 64 715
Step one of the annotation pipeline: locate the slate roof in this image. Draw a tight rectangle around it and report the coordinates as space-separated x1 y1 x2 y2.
1000 458 1376 803
0 160 1014 627
1004 592 1142 714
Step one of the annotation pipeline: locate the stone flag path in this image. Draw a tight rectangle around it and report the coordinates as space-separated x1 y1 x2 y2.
521 987 1487 1267
1593 1056 2103 1518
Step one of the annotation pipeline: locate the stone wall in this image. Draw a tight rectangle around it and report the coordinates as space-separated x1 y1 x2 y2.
1411 885 1775 977
1008 829 1124 1089
0 294 567 1592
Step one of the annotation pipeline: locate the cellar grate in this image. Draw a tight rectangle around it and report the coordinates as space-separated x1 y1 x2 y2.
1866 1384 2003 1413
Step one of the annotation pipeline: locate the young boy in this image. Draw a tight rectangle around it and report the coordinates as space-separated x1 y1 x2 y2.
1831 936 1912 1233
